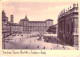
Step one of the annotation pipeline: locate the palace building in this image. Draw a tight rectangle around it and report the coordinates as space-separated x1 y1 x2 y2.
2 10 53 38
19 16 53 34
58 3 79 46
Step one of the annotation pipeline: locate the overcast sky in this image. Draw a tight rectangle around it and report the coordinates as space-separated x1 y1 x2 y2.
2 2 76 24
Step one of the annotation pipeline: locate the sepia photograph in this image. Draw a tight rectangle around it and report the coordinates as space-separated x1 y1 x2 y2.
2 2 79 50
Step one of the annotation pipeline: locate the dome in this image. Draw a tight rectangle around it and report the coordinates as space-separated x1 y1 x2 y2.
20 15 29 21
24 15 29 21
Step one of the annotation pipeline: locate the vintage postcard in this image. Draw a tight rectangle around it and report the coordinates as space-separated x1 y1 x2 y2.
0 0 80 57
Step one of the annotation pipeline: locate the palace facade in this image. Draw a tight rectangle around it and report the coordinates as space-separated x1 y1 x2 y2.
19 16 53 34
58 3 79 46
2 10 53 38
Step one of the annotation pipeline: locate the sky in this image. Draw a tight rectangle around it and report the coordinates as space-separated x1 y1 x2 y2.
2 2 76 24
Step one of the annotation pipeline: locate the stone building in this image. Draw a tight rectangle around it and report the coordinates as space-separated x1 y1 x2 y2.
2 10 9 38
2 10 8 23
58 3 78 46
2 23 10 38
19 16 53 34
2 10 23 38
11 23 23 34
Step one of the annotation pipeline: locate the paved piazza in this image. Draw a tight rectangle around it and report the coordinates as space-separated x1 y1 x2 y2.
2 34 77 50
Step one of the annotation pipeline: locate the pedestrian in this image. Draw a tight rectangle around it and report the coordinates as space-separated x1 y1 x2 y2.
37 45 39 48
43 47 45 49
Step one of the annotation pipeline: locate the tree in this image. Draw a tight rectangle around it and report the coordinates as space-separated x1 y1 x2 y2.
47 25 56 34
